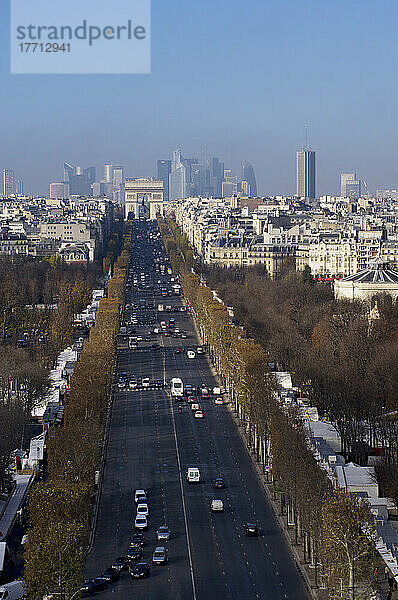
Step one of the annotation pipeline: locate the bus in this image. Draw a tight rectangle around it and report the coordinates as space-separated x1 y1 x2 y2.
170 377 184 399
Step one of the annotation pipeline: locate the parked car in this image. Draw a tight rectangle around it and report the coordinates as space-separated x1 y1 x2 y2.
80 578 107 594
111 556 128 571
100 567 120 583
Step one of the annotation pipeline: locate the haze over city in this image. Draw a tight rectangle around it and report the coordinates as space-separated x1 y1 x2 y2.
2 0 398 195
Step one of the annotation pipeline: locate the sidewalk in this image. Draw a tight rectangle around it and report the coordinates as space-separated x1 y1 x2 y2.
0 474 32 542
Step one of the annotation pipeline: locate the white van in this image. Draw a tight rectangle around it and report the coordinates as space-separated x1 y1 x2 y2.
171 378 184 398
187 467 200 483
0 581 25 600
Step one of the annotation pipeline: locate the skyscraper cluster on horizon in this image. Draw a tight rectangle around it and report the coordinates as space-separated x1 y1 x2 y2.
2 169 23 196
157 150 257 201
1 146 370 201
49 163 124 201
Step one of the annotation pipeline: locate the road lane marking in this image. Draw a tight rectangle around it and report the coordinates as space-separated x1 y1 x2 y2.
162 334 198 600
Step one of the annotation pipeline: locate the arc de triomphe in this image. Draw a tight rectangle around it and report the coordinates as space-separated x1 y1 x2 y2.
124 178 164 220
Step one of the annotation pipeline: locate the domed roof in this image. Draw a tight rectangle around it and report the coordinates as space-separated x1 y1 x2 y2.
339 258 398 284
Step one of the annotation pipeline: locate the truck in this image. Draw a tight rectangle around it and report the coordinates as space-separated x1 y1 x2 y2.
187 467 200 483
0 581 25 600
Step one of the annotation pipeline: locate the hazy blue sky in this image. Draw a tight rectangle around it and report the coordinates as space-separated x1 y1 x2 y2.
1 0 398 196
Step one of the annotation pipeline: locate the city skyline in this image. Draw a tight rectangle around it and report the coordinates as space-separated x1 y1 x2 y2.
2 1 398 196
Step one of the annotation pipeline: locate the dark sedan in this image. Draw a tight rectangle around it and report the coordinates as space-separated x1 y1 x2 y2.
244 523 259 537
100 567 120 583
126 544 143 562
80 578 107 594
130 533 145 548
111 556 128 571
130 562 150 579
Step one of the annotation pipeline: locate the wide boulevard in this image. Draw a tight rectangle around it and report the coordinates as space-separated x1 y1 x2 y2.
86 219 308 600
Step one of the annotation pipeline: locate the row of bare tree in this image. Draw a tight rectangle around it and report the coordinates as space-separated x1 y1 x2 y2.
161 218 380 598
24 229 133 600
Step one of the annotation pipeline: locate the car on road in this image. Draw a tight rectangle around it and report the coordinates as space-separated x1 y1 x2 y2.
100 567 121 583
141 377 150 388
211 499 224 512
187 467 200 483
244 523 259 537
129 379 138 389
191 403 200 412
200 387 209 398
137 502 149 516
135 514 148 531
196 346 204 354
174 347 182 354
155 379 163 388
215 397 224 405
152 546 167 565
80 578 107 594
130 562 150 579
117 379 126 389
126 545 143 562
194 410 204 419
214 477 225 489
134 489 147 503
156 525 170 541
111 556 128 571
130 532 145 548
187 350 196 359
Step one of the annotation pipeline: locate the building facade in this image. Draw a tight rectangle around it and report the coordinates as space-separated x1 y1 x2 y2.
296 149 315 199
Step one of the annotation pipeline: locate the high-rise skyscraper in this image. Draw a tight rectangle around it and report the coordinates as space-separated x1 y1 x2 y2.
84 166 96 184
208 157 224 197
63 162 75 182
169 150 197 200
3 169 15 196
157 160 171 201
16 179 24 195
68 174 92 196
104 164 113 183
341 173 361 198
241 162 257 197
112 166 124 202
63 162 95 196
222 169 238 197
50 182 68 199
296 149 316 199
